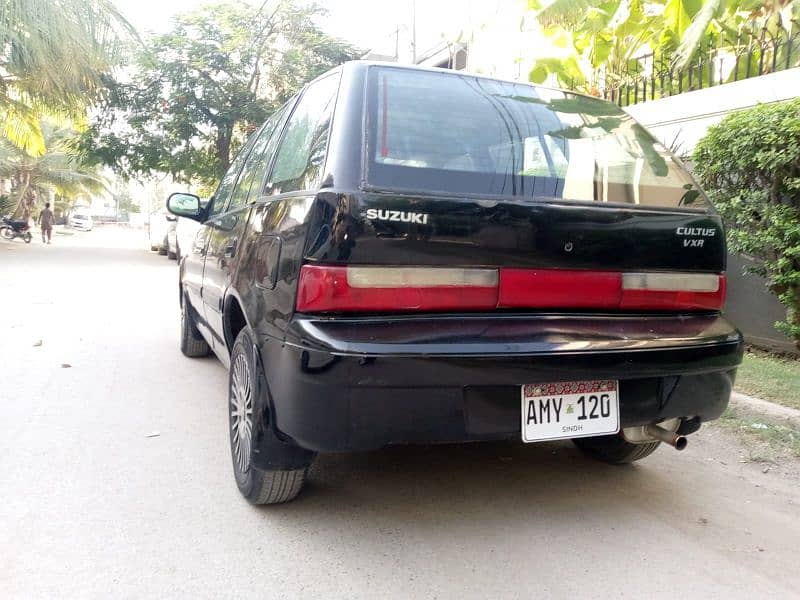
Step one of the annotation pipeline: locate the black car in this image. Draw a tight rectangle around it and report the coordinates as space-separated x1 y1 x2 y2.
167 62 743 504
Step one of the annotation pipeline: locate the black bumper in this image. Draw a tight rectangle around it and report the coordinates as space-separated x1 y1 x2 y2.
257 313 743 455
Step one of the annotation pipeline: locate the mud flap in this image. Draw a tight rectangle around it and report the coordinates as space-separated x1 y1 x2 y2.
250 341 316 471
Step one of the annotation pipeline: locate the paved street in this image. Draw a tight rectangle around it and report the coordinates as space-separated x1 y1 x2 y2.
1 227 799 599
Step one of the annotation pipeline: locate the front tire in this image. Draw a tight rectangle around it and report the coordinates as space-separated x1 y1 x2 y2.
573 434 660 464
180 295 210 357
23 232 32 243
229 327 308 505
0 226 12 240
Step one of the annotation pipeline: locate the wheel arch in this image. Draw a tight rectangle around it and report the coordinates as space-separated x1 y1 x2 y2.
223 290 252 353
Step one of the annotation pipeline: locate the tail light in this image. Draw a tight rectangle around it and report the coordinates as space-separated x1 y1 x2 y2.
296 266 498 312
500 270 726 311
296 265 726 313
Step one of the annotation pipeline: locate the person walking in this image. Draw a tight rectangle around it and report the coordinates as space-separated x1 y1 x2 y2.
38 202 55 244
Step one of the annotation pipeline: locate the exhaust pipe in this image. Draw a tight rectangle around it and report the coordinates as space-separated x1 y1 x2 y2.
645 424 688 451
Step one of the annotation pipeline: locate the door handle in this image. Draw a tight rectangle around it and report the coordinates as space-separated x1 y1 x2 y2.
224 237 238 258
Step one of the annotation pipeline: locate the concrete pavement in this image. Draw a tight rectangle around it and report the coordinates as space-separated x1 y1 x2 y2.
1 227 799 599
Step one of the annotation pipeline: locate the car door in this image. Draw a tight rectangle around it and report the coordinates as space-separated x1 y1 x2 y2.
183 138 257 338
181 217 211 328
201 105 293 350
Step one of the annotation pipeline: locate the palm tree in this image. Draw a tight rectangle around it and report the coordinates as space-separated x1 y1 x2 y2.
0 0 136 155
0 122 108 220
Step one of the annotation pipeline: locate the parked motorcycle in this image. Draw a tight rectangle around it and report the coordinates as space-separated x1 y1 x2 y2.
0 216 33 243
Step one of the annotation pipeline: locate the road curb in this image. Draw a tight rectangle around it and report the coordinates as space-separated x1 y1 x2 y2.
730 391 800 428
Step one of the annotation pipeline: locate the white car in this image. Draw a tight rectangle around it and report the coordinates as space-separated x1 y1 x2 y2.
148 210 175 255
69 212 93 231
167 216 202 261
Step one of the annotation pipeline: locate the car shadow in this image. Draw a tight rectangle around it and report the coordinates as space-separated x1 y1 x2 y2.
258 439 684 531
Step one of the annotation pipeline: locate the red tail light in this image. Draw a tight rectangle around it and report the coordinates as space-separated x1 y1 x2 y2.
296 265 726 313
296 265 498 312
500 270 726 311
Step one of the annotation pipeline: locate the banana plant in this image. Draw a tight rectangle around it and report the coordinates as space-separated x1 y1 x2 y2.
527 0 800 93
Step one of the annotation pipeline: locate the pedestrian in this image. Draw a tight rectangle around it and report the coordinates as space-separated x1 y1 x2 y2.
38 202 55 244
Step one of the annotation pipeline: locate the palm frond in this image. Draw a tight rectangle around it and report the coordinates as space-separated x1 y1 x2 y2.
0 0 138 113
0 98 46 156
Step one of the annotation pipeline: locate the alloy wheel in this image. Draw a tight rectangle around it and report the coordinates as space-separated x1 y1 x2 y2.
230 353 254 474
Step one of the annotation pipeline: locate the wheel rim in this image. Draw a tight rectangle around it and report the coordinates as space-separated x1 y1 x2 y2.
230 353 253 474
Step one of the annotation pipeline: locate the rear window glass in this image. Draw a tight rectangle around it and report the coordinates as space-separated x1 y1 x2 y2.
367 67 706 209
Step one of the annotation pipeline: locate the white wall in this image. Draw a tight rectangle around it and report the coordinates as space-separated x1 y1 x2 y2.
625 68 800 155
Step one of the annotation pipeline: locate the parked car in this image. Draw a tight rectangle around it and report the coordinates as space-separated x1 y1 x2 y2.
148 209 175 255
167 62 743 505
167 215 203 261
69 212 93 231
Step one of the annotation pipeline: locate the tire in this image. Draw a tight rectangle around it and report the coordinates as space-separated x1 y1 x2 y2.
573 434 661 464
158 235 168 255
0 226 12 240
180 295 210 358
229 327 308 505
23 232 32 243
150 244 159 252
167 246 177 260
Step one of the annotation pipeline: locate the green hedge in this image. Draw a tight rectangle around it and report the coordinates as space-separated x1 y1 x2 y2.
694 98 800 344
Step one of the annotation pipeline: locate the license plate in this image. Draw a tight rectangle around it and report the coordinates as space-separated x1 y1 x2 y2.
521 380 620 443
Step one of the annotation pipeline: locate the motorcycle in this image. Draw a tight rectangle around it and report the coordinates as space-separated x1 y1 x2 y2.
0 216 33 243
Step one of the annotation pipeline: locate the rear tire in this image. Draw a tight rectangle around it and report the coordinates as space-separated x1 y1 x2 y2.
23 232 32 243
573 434 660 464
158 235 168 255
180 296 210 357
167 247 177 260
0 226 12 240
229 327 308 505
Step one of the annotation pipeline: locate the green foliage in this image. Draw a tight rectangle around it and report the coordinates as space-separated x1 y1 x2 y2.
0 0 135 154
693 98 800 343
80 0 360 188
115 189 140 214
0 194 14 215
0 121 108 218
527 0 800 93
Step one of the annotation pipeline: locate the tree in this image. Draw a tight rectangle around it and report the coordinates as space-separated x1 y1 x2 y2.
80 0 360 188
527 0 800 92
693 98 800 345
0 122 108 219
0 0 135 155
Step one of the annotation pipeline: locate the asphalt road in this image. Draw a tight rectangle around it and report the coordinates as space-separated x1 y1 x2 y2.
1 227 799 599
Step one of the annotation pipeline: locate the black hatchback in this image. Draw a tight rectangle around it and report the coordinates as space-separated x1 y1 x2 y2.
167 62 743 504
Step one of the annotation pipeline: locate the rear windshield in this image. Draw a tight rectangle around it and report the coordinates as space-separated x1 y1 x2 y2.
366 67 706 209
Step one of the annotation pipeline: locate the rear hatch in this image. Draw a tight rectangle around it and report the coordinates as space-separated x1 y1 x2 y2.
297 66 726 315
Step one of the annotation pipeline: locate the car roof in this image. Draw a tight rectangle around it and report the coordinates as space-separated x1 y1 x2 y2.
338 60 602 103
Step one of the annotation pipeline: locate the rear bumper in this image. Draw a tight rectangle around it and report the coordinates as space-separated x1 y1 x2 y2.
259 314 743 454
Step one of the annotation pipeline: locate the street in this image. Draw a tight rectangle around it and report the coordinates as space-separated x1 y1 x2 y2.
1 227 799 599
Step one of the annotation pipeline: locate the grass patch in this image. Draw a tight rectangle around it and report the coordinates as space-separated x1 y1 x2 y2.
718 407 800 462
735 349 800 410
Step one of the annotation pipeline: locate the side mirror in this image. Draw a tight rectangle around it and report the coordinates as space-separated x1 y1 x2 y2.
167 192 202 221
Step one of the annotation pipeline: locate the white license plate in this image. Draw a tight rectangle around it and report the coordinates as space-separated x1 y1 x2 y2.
521 380 620 443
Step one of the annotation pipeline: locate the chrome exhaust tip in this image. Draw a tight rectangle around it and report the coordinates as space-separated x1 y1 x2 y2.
645 424 688 450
